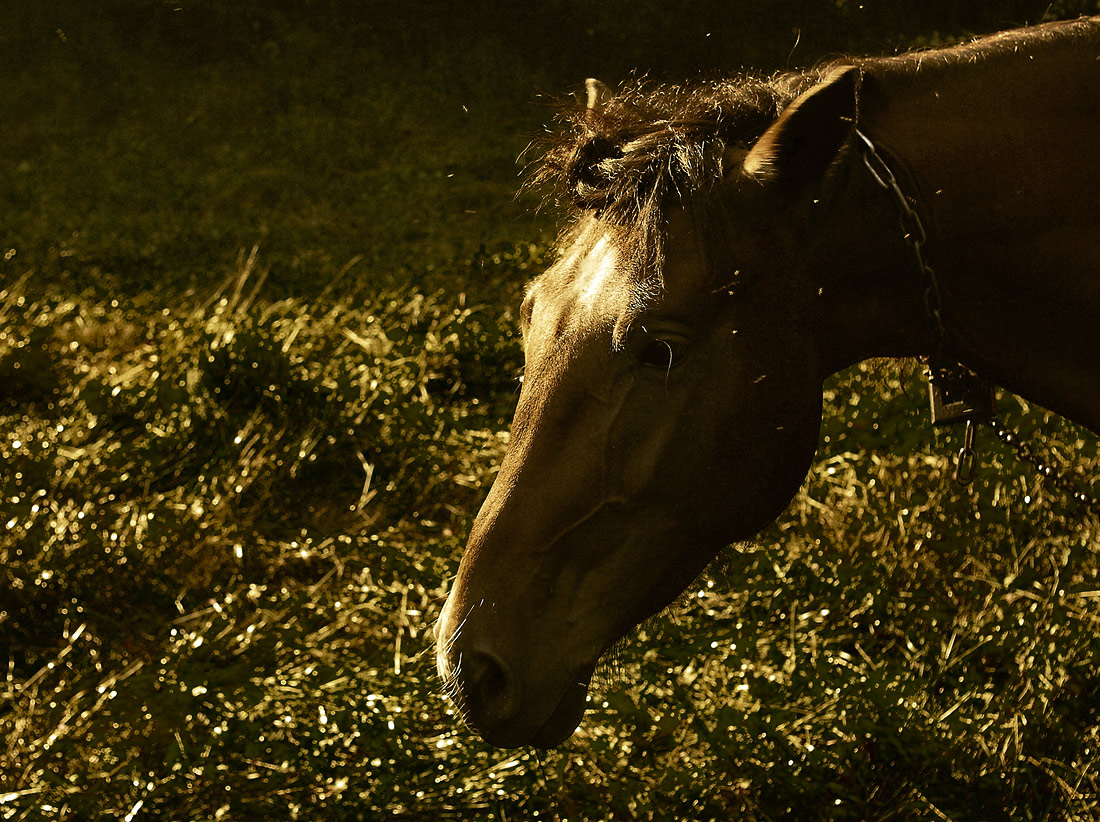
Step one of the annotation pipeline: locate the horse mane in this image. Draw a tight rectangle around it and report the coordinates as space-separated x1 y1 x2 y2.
528 70 829 294
531 70 823 229
533 16 1100 230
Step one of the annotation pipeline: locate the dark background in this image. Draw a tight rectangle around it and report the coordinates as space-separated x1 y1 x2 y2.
2 0 1092 299
3 1 1078 77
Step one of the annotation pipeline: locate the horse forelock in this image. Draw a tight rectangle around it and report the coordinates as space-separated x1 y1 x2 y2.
529 69 836 314
529 72 821 296
530 73 813 227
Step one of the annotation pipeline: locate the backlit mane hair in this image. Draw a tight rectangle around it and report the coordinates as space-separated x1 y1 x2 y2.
529 70 826 291
532 16 1094 229
532 71 825 228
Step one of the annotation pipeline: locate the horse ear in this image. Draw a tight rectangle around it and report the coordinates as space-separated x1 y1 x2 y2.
742 66 860 190
586 78 611 111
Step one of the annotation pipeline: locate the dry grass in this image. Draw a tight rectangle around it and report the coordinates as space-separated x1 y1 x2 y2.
3 258 1099 821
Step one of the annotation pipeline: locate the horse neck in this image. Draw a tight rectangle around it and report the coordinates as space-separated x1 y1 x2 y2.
846 19 1100 432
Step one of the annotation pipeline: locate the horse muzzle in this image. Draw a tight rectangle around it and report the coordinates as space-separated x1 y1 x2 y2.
435 600 594 748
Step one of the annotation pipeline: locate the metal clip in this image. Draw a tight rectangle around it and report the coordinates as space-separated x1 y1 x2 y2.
929 367 995 427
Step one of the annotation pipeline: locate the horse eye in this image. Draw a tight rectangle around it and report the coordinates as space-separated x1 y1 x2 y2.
633 335 690 369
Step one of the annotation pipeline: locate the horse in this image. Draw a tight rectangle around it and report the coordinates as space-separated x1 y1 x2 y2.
436 16 1100 749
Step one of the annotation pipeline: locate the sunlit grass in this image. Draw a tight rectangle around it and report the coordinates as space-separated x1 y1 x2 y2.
0 250 533 820
3 248 1099 820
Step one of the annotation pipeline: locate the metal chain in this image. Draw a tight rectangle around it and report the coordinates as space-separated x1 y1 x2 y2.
954 419 978 486
856 130 949 369
987 418 1100 516
857 129 1100 517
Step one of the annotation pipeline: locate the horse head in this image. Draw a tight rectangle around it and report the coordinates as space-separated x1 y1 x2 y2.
436 67 892 748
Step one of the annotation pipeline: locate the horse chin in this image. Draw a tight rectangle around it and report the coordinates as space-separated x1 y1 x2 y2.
529 678 590 749
477 673 591 749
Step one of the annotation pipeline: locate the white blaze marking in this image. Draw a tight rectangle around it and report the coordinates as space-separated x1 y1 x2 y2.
576 236 618 308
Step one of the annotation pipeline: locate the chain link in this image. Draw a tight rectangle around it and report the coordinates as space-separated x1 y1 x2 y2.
856 130 948 367
954 419 978 486
987 418 1100 517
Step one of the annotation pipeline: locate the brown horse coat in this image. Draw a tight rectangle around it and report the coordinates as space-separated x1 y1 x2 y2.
437 16 1100 749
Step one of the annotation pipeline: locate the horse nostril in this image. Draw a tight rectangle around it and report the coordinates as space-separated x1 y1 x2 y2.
463 650 519 722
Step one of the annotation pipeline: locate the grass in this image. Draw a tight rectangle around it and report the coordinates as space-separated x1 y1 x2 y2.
3 2 1100 820
4 263 1099 820
0 2 551 299
0 255 531 820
